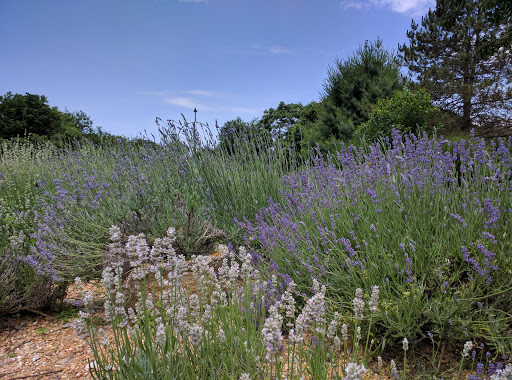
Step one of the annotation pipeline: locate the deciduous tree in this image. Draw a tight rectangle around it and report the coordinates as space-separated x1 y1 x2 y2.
0 92 61 139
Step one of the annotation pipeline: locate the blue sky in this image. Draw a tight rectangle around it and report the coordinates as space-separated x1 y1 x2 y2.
1 0 434 139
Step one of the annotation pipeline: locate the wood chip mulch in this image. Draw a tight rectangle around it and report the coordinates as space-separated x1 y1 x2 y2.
0 282 104 380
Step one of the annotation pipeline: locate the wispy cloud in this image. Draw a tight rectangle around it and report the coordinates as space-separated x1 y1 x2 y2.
138 89 217 97
164 97 213 111
141 89 260 115
341 0 434 16
267 45 293 55
182 89 217 97
236 44 293 56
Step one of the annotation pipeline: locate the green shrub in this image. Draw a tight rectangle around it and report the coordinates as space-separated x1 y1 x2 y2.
355 88 438 143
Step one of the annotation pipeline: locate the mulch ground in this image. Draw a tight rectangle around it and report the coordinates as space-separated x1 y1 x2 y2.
0 281 103 379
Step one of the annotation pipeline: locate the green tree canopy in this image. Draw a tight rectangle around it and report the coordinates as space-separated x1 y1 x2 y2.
321 38 405 132
356 88 438 143
0 92 62 139
0 92 106 143
399 0 512 131
258 101 324 156
218 117 270 155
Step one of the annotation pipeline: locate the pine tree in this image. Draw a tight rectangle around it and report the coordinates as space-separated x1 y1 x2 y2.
322 38 404 129
399 0 512 131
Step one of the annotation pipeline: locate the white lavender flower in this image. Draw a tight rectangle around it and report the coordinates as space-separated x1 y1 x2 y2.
239 373 251 380
262 305 283 359
115 291 125 306
228 262 240 286
288 328 303 344
462 341 473 358
201 304 212 324
352 288 365 321
109 225 122 242
278 280 297 326
173 306 189 334
343 362 367 380
369 285 379 313
403 337 409 351
377 356 383 368
295 285 326 334
72 310 90 338
390 359 397 375
98 328 108 348
188 323 203 346
327 314 339 340
341 323 348 341
156 323 166 347
127 307 137 324
83 291 94 308
490 364 512 380
9 230 26 249
330 336 339 352
102 267 116 290
189 294 200 319
104 299 112 322
217 328 226 343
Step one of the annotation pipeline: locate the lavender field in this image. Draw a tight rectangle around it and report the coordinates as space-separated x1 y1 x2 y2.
1 128 511 379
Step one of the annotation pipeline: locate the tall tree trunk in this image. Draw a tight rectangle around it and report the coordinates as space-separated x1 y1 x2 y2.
462 97 472 131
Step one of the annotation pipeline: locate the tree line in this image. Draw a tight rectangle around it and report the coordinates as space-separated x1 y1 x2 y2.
1 0 510 150
0 92 115 145
219 0 511 154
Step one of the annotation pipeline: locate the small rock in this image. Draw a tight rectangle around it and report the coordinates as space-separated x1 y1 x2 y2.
56 356 73 365
85 361 97 371
32 355 40 362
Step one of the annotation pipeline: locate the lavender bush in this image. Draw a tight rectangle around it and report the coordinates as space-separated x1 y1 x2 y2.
237 129 512 352
73 227 389 380
75 228 511 379
0 139 62 313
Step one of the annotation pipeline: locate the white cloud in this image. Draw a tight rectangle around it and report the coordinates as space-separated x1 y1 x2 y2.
239 44 293 56
342 1 367 10
142 90 260 115
341 0 434 16
164 96 209 110
183 89 217 97
268 46 293 55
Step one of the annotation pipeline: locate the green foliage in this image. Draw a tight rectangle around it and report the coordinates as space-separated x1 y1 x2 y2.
0 91 111 145
0 139 61 314
314 100 355 152
399 0 512 131
481 0 512 23
0 92 62 139
260 101 304 137
321 38 405 139
257 101 327 157
355 89 438 143
218 117 270 155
